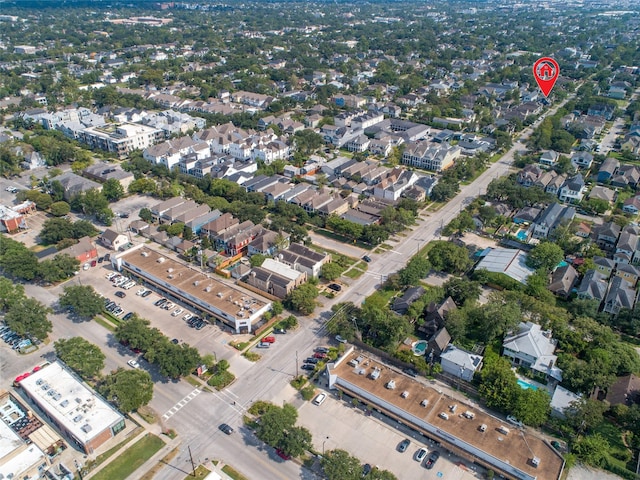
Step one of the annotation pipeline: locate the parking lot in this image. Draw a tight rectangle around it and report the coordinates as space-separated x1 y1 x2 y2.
81 263 243 365
298 388 481 480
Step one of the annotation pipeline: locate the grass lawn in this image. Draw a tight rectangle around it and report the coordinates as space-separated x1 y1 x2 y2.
93 315 116 332
344 268 365 279
221 464 249 480
183 465 211 479
91 434 165 480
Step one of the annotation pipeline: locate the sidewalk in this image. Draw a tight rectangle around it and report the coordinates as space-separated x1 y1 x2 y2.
126 435 181 480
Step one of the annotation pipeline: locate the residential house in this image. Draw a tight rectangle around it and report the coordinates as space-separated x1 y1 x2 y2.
598 157 620 183
439 345 483 382
246 261 307 299
54 172 102 201
605 374 640 406
614 263 640 286
611 164 640 189
278 243 330 278
623 195 640 214
532 203 575 239
426 327 452 360
200 212 239 239
603 276 636 314
544 173 566 196
587 104 615 121
614 231 639 264
149 197 186 223
401 142 461 172
593 256 615 278
592 221 621 251
588 186 616 204
513 206 541 224
570 151 593 170
475 248 535 285
502 322 563 382
517 164 543 187
247 230 288 257
539 150 559 167
548 264 578 299
100 229 128 251
550 386 582 419
55 236 98 263
576 269 608 302
83 162 135 191
419 297 457 338
558 173 585 203
391 286 425 315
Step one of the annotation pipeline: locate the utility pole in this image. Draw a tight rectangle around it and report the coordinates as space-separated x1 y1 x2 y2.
188 445 197 477
295 351 299 377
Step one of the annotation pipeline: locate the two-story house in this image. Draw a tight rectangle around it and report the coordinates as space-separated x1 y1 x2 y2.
502 322 563 382
532 203 575 239
558 173 585 203
603 276 636 315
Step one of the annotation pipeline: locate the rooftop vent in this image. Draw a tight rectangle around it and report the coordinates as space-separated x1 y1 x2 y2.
73 415 83 423
194 280 199 286
531 457 540 468
81 424 92 433
157 257 165 263
386 380 396 390
141 251 149 257
421 399 429 407
401 391 409 399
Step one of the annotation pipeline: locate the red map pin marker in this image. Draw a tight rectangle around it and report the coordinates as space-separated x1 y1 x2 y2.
533 57 559 97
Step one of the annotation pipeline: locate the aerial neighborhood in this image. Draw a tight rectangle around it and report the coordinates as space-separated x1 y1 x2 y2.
1 2 640 480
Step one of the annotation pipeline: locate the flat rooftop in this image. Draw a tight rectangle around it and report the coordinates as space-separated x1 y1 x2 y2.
19 361 124 445
119 246 269 321
330 352 564 480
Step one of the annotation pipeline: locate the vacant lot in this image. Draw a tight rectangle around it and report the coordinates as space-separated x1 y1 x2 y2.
91 434 164 480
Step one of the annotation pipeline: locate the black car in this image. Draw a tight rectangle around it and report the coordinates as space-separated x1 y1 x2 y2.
141 290 152 297
305 357 319 364
315 347 329 354
425 451 440 469
274 328 287 334
98 256 104 263
301 364 315 371
219 423 234 435
327 283 342 292
398 439 410 453
171 338 179 344
104 254 111 261
115 291 126 298
362 464 372 476
362 255 372 263
123 312 134 321
155 298 167 307
403 368 418 378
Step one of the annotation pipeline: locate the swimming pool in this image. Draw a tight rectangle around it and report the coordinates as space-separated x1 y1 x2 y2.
557 260 569 268
517 379 538 391
412 340 428 356
516 230 528 241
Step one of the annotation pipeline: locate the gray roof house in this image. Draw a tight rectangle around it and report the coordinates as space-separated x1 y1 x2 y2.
576 269 609 302
558 173 585 203
475 248 535 284
603 276 636 315
502 322 562 382
550 386 582 419
593 221 621 251
392 286 425 315
532 203 575 239
439 345 483 382
548 264 579 299
54 172 102 201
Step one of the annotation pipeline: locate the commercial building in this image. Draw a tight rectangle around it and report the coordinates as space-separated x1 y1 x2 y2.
18 361 126 454
0 415 48 480
327 350 564 480
78 123 163 158
113 245 271 333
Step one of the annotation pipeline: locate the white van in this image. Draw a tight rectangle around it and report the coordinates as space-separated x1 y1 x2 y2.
313 393 327 406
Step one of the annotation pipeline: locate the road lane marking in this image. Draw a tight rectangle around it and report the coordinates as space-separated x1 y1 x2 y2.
162 388 201 420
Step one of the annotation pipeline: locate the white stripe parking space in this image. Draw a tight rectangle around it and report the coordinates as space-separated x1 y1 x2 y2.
162 388 202 421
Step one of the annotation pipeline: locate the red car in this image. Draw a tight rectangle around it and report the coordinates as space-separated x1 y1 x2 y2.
262 336 276 343
313 352 327 359
275 448 291 460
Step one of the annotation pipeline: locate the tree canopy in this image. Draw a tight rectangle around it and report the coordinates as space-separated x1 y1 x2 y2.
54 337 105 380
98 369 154 413
59 284 104 319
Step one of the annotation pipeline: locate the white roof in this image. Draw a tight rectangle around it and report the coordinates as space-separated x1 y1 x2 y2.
19 361 124 445
550 385 581 414
0 419 46 478
261 258 305 282
476 248 535 284
440 345 483 371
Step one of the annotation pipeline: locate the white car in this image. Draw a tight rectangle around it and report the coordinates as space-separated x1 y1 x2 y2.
171 308 183 317
127 359 140 369
335 334 347 344
82 263 90 271
182 313 192 321
312 393 327 406
123 281 137 290
136 288 147 296
415 447 428 462
506 415 524 428
163 302 175 310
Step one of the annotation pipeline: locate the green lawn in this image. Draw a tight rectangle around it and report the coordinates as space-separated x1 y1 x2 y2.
344 268 365 279
183 465 211 479
221 464 249 480
91 434 165 480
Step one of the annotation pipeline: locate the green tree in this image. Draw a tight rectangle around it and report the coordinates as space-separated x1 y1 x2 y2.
0 239 39 280
286 283 319 315
399 256 431 286
278 425 312 457
321 262 344 281
526 242 564 272
322 449 362 480
139 207 153 222
59 285 104 319
5 298 52 340
565 398 608 434
573 434 610 467
0 277 25 311
256 403 298 447
443 277 481 306
50 201 71 217
39 217 75 244
98 369 154 413
427 242 472 274
512 388 550 427
478 353 519 412
54 337 105 380
368 469 398 480
102 178 125 202
250 254 266 267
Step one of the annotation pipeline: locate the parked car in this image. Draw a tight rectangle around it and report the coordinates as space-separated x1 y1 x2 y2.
398 439 410 453
275 448 291 461
274 328 287 334
506 415 524 428
155 299 167 307
335 334 347 344
305 357 319 364
115 291 126 298
219 423 234 435
362 255 372 263
141 290 152 298
261 336 276 343
163 302 175 310
127 359 140 369
136 288 147 296
312 393 327 406
82 263 90 270
98 256 105 263
257 342 271 348
415 447 428 462
182 313 192 321
425 451 440 469
313 352 327 359
172 308 184 317
362 464 372 476
123 312 134 321
315 347 329 353
301 364 315 371
327 283 342 292
171 338 179 344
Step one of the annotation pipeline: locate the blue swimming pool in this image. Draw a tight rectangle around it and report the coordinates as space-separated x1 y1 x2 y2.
412 340 428 356
517 379 538 391
516 230 528 241
557 260 569 268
